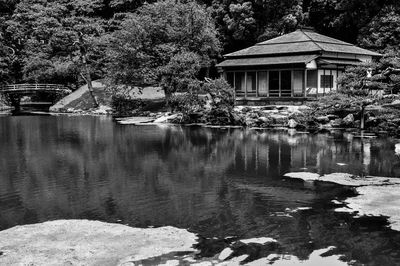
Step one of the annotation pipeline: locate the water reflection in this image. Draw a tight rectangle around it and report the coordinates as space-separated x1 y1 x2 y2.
0 116 400 264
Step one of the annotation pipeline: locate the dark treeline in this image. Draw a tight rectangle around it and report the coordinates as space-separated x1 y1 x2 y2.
0 0 399 88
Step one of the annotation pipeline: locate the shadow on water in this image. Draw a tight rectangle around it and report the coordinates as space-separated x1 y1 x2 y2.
0 116 400 264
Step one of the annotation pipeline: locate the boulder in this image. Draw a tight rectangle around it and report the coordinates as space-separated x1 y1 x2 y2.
342 114 354 125
270 114 288 124
287 119 298 128
315 116 330 124
327 114 339 120
0 220 196 266
259 116 272 123
245 118 257 127
331 118 343 128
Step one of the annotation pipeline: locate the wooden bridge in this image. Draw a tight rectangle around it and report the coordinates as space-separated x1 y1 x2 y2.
0 84 71 93
0 84 72 111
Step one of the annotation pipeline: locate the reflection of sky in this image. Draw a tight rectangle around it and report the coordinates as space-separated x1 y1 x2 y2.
1 116 400 265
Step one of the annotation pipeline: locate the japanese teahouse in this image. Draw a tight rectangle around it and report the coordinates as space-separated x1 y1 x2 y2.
217 27 381 104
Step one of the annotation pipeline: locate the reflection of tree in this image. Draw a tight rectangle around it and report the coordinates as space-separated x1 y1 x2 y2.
1 118 400 264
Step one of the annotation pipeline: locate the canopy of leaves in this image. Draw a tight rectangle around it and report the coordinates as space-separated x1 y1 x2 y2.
1 0 400 91
358 5 400 54
106 0 221 96
4 0 111 87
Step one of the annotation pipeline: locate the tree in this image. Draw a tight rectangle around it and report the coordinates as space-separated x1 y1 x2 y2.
106 0 221 102
338 52 400 96
0 36 13 85
4 0 111 106
209 0 306 52
308 0 391 44
358 5 400 54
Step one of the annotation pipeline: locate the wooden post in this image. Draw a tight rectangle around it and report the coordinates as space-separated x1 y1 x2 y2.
244 72 248 99
323 69 326 96
303 69 307 97
316 69 319 99
233 72 236 99
336 66 339 91
256 71 259 98
266 71 269 97
291 70 294 97
278 71 281 98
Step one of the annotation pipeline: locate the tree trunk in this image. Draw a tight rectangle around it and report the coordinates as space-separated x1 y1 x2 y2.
77 33 99 108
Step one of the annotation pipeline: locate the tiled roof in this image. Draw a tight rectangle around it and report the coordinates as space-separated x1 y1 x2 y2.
224 29 381 58
216 55 318 67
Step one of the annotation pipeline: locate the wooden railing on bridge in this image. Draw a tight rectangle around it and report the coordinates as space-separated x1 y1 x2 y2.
0 84 71 93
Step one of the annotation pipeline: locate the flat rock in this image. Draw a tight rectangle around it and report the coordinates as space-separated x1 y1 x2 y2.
336 185 400 231
239 237 277 245
153 113 181 123
218 248 233 261
284 172 400 187
0 220 196 266
117 117 155 125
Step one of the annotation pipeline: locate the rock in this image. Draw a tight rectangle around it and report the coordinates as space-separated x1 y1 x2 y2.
0 220 197 266
287 119 298 128
258 116 271 123
239 237 277 245
270 114 288 124
343 114 354 125
117 117 155 125
331 118 343 128
240 107 252 113
284 172 400 187
315 116 330 124
218 248 233 261
327 114 339 120
249 112 259 119
245 118 257 127
336 185 400 231
153 113 181 123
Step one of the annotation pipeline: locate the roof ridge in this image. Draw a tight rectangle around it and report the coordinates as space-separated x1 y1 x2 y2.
257 40 314 46
301 30 323 51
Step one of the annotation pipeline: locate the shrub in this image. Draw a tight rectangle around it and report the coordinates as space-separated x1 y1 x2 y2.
203 78 235 112
111 95 144 115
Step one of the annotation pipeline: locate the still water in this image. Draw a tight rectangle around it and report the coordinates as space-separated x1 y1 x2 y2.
1 115 400 265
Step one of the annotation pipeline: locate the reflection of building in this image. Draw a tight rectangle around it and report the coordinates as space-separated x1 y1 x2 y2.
217 28 381 104
229 132 398 178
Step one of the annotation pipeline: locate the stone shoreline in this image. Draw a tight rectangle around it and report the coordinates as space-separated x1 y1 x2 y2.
112 103 400 138
284 172 400 232
0 220 350 266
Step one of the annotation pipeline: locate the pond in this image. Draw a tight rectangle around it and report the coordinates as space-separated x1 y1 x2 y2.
1 114 400 265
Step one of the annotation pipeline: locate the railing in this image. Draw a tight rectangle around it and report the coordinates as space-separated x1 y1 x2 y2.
0 84 71 92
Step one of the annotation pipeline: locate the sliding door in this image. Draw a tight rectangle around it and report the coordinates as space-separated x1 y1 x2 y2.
258 71 268 96
269 71 279 97
281 70 292 97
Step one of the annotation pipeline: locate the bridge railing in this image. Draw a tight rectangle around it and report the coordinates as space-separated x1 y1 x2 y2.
0 84 71 92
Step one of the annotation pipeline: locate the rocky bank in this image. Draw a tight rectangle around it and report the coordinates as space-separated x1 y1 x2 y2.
0 220 350 266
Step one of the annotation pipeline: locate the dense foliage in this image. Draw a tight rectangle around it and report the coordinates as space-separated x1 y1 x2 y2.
0 0 400 96
338 51 400 95
105 0 221 101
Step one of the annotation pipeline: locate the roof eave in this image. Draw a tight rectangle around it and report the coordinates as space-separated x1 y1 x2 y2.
223 50 323 59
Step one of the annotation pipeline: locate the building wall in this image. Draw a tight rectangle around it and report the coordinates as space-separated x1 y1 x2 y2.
224 66 347 99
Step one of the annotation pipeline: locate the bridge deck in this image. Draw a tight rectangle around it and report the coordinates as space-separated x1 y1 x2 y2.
0 84 71 93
